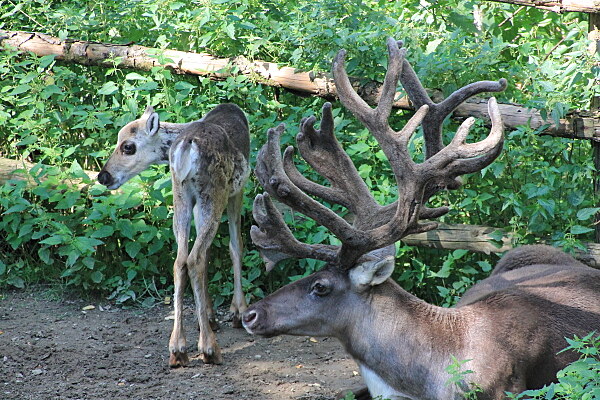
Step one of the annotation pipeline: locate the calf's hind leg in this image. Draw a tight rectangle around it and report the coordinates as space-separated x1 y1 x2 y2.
227 190 248 328
168 187 193 368
187 198 227 364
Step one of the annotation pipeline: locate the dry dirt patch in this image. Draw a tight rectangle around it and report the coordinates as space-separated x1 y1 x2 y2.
0 290 363 400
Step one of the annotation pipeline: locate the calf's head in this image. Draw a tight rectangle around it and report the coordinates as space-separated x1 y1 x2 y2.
98 106 162 190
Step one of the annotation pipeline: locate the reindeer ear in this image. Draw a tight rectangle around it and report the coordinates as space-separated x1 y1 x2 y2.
144 107 160 136
349 255 395 290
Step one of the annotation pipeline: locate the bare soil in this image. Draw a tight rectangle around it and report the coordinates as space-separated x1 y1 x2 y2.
0 290 363 400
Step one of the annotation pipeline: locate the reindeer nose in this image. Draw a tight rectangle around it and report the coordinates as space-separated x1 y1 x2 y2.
97 170 113 186
242 309 259 330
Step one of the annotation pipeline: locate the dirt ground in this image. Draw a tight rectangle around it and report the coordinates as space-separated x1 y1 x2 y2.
0 290 363 400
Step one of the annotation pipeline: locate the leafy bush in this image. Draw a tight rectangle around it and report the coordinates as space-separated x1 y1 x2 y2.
0 0 598 306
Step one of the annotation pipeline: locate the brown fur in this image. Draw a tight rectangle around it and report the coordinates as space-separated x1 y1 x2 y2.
244 249 600 400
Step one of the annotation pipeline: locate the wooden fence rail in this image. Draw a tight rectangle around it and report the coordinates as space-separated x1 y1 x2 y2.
1 30 599 141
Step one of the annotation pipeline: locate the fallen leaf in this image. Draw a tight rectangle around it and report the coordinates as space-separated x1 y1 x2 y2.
82 305 95 311
309 337 318 343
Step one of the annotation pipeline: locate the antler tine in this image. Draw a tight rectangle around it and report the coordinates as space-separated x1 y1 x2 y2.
333 38 405 139
250 193 338 271
397 39 507 159
421 97 504 184
255 123 365 244
285 102 377 215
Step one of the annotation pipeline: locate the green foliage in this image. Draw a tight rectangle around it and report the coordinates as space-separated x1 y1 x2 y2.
507 333 600 400
0 0 598 307
445 355 483 400
0 163 175 303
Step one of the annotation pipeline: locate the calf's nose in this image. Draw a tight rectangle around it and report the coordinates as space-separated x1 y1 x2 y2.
97 170 113 186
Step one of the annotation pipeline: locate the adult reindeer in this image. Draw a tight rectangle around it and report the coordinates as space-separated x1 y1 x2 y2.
98 103 249 366
242 38 600 399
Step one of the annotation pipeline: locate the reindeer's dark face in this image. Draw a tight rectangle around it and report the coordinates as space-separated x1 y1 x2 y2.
243 265 351 337
242 257 395 338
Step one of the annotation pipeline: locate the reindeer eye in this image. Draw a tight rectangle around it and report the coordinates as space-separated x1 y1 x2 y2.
121 141 136 155
311 281 331 297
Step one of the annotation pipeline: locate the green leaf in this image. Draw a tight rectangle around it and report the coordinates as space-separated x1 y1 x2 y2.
567 191 585 207
117 219 135 239
2 203 28 214
8 276 25 289
224 23 236 39
125 72 147 80
570 225 594 235
39 55 56 69
41 84 63 99
425 38 444 55
125 241 142 258
98 81 119 95
10 84 31 96
38 247 51 264
174 81 195 90
577 208 600 221
40 235 65 245
16 135 37 146
90 225 115 238
1 2 23 19
126 269 137 281
73 237 104 253
133 81 159 91
56 191 80 209
90 271 104 284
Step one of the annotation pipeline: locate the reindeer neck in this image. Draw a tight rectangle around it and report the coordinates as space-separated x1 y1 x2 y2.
156 121 193 163
341 281 467 400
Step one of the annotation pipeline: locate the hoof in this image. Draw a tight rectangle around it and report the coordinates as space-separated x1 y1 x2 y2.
231 311 243 329
198 346 223 365
169 351 189 368
209 317 220 332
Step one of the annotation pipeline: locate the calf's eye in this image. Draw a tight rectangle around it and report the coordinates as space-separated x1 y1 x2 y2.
121 141 136 155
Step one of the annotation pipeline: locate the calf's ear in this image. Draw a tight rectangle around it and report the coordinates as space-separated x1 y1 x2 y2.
349 255 395 290
142 105 160 136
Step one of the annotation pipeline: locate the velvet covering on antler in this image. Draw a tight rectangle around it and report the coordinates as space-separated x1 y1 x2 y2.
251 38 505 271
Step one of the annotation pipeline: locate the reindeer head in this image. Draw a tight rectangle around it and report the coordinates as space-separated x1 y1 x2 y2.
243 38 505 338
98 106 164 189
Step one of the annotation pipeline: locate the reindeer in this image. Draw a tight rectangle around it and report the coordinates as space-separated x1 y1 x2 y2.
242 38 600 400
98 103 250 366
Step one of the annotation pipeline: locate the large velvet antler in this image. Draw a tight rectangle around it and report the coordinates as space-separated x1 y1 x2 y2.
252 38 505 270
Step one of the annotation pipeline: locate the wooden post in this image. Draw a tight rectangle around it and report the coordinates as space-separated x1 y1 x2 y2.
590 14 600 241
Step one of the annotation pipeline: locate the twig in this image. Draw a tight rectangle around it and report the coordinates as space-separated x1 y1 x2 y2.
498 6 525 27
7 0 44 29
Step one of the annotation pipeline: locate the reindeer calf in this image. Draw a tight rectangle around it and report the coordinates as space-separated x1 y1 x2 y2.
99 103 250 366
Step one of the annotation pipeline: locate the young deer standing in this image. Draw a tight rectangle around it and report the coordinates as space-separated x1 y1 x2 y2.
243 38 600 399
98 103 250 366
